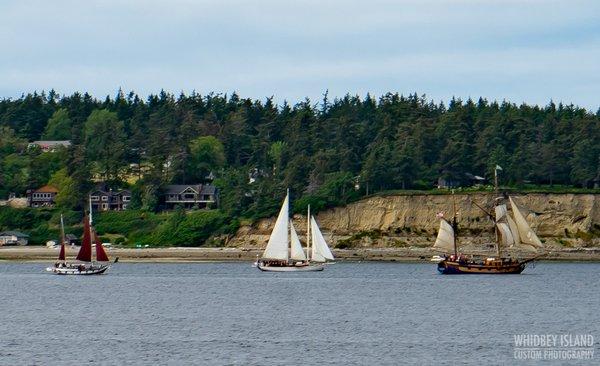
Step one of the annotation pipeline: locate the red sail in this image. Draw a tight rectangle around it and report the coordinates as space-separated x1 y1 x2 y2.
76 215 92 262
58 214 66 261
94 231 110 262
58 242 66 261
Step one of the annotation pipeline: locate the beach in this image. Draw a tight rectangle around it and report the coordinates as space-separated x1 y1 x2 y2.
1 246 600 262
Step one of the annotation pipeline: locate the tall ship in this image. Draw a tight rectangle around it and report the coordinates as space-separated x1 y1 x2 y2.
432 194 543 274
256 190 334 272
46 208 115 275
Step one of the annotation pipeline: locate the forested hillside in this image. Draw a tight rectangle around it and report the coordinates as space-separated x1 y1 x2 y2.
1 90 599 220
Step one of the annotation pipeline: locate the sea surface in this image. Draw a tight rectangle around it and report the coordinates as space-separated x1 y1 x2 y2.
0 261 598 365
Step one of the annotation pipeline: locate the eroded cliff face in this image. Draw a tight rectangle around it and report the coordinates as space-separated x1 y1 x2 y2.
229 193 600 249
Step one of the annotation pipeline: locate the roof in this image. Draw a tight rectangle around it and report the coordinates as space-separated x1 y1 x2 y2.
90 189 131 196
164 184 217 195
0 231 29 238
65 234 78 240
31 140 72 147
201 185 217 195
165 184 201 195
34 185 59 193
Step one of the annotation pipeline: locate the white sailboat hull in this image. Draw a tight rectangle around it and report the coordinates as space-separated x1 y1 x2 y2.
46 264 110 275
257 263 324 272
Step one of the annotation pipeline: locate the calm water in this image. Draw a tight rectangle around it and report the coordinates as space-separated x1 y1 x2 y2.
0 262 598 365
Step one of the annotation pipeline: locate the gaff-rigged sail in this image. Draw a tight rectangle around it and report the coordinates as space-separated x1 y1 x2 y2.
58 214 66 261
262 193 290 261
290 222 307 261
76 215 93 262
433 219 455 253
496 222 515 247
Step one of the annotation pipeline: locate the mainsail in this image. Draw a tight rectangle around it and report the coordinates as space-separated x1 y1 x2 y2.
509 197 543 250
290 222 307 261
76 215 93 262
58 214 66 261
433 219 455 253
262 192 290 260
310 216 334 262
496 222 515 247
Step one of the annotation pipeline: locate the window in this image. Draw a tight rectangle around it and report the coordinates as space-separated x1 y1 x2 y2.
102 203 108 210
183 194 195 200
101 196 108 201
203 195 211 201
91 196 99 201
122 196 130 202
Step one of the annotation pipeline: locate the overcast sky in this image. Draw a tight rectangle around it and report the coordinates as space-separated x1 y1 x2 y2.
1 0 599 110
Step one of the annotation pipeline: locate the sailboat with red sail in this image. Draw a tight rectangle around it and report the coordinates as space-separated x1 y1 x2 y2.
46 210 115 275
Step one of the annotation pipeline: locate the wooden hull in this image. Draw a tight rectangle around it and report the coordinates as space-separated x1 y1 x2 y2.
437 260 530 274
46 264 110 275
257 263 325 272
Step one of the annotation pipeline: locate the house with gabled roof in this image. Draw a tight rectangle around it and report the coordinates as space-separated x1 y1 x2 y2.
89 186 131 211
27 185 59 208
163 184 219 209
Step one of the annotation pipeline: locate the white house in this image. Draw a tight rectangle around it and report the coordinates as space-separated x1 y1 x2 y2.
0 231 29 246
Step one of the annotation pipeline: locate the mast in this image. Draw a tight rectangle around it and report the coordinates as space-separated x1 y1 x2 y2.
287 188 290 263
307 204 310 261
494 165 502 258
451 190 458 258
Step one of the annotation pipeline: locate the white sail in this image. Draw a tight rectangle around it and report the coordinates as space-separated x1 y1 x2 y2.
509 197 543 250
496 222 515 247
290 222 307 261
262 193 290 260
433 219 455 253
495 204 507 221
310 216 334 262
506 215 521 247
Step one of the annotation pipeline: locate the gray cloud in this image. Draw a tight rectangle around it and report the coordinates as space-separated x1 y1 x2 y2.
1 0 599 109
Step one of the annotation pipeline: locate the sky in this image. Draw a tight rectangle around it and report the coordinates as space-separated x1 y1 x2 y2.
1 0 599 110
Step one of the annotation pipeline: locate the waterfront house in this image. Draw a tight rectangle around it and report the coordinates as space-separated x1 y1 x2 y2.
0 231 29 246
89 188 131 211
163 184 219 209
65 233 79 245
27 185 59 208
28 140 72 152
437 173 486 189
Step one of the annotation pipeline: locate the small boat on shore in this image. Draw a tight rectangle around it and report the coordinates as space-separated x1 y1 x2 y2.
432 194 543 275
257 190 333 272
46 208 116 275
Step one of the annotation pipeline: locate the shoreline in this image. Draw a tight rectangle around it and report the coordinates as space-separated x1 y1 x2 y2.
1 246 600 263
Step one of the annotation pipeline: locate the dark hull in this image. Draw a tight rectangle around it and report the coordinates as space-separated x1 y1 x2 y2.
437 260 529 274
257 263 325 272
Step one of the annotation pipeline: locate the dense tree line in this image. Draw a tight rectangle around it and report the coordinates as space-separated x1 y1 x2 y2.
1 90 599 220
